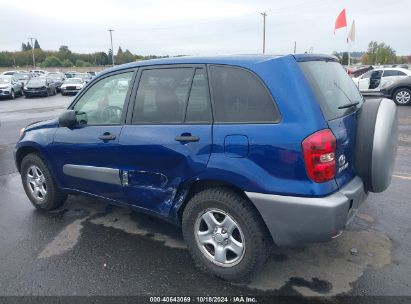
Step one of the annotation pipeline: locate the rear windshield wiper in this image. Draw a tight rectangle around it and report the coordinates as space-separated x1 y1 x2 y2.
338 102 359 109
334 81 361 110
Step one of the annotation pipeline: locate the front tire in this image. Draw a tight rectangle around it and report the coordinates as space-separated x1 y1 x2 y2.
393 88 411 105
21 154 67 211
182 188 271 283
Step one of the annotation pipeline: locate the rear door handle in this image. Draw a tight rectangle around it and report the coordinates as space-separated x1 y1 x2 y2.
175 135 200 142
99 132 116 141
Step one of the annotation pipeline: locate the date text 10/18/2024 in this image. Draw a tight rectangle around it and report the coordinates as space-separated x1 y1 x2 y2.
149 296 258 303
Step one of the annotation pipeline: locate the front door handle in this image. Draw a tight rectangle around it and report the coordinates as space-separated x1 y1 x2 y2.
99 132 116 141
175 135 200 142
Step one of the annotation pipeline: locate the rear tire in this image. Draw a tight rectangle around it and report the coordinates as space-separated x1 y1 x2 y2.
21 153 67 211
393 88 411 105
182 188 271 283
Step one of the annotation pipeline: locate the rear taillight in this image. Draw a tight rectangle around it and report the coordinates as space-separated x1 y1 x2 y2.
302 129 336 183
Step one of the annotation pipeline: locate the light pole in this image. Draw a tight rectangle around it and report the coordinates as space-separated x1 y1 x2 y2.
28 37 36 68
107 29 115 66
260 12 267 54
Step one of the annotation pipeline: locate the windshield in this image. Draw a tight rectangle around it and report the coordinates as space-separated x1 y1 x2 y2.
16 74 30 80
28 78 46 85
76 74 91 79
0 77 11 84
65 78 82 84
48 74 63 79
299 61 364 120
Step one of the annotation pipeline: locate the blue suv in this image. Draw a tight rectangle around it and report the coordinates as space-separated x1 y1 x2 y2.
15 54 398 282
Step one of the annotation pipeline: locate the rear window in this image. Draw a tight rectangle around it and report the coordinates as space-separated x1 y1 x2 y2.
209 65 280 123
299 61 363 120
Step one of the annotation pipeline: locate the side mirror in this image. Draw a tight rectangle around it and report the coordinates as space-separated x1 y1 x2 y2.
58 110 77 128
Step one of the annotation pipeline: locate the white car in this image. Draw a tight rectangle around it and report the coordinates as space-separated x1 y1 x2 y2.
60 78 85 96
2 70 19 76
117 79 129 91
352 68 411 95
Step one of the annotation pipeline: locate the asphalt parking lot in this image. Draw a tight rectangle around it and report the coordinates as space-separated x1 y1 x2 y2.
0 94 410 299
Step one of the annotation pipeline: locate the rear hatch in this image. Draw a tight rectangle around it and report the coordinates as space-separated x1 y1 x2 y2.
298 59 364 188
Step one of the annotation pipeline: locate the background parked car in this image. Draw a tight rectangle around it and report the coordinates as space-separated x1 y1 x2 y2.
346 65 374 78
0 75 23 99
352 67 411 95
2 70 19 76
24 77 56 98
14 72 32 89
60 78 85 95
380 77 411 105
74 72 92 83
64 71 77 79
30 70 47 77
46 72 65 92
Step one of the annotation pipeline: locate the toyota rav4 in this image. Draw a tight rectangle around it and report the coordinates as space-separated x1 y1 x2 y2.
15 54 398 282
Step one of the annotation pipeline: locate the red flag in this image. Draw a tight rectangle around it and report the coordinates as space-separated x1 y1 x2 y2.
334 9 347 33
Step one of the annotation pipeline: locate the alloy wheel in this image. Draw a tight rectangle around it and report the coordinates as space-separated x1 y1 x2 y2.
26 165 47 202
195 208 245 267
396 90 411 104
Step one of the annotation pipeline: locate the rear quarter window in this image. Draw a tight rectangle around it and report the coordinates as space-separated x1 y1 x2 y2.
299 61 364 120
209 65 280 123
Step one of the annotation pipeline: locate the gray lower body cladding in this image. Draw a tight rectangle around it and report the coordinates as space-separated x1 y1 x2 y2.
246 176 367 247
63 164 121 185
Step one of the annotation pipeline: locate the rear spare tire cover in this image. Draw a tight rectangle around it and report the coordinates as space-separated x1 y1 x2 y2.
355 98 398 193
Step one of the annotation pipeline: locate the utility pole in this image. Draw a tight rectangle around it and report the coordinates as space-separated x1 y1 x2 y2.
28 37 36 68
294 41 297 54
107 29 115 66
260 12 267 54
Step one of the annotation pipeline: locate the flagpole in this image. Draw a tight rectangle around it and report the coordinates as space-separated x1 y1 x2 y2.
345 26 350 67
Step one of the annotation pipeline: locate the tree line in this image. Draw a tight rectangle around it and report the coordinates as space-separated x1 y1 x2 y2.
0 41 167 68
333 41 409 66
361 41 408 65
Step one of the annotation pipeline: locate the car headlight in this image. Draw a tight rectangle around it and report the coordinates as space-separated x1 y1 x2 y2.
19 127 25 137
381 81 394 89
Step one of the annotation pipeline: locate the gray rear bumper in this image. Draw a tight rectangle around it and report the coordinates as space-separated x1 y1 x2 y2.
246 176 367 247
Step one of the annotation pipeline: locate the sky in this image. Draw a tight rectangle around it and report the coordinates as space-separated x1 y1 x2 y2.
0 0 410 56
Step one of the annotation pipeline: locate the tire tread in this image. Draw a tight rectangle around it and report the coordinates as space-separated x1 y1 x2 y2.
182 187 271 283
21 153 67 211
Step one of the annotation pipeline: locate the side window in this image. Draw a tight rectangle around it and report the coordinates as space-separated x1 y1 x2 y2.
185 69 211 123
73 71 134 125
132 68 193 124
209 66 279 123
382 70 397 77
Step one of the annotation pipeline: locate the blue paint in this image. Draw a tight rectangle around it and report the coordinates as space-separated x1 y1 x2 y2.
16 54 357 223
224 135 249 158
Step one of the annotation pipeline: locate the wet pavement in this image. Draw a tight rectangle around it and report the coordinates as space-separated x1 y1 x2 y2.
0 95 410 298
